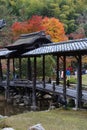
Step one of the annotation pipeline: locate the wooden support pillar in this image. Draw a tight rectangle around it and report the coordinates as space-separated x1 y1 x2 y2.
27 57 32 80
13 58 15 79
32 57 37 110
56 55 59 85
76 55 82 109
42 55 45 88
19 57 22 78
5 58 10 100
0 59 3 82
63 55 67 106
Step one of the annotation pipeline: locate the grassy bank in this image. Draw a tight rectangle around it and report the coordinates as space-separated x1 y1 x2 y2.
0 109 87 130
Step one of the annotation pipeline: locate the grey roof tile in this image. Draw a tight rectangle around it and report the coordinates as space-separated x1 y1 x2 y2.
23 38 87 56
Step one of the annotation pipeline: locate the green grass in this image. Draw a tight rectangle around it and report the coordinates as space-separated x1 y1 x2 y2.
0 109 87 130
69 76 77 84
82 74 87 85
65 74 87 89
70 74 87 85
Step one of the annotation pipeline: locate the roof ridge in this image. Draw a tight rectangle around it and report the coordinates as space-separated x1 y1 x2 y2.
20 31 45 38
42 38 87 47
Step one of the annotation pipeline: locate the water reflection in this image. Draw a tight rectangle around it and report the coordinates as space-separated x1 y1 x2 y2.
0 101 31 116
0 93 51 116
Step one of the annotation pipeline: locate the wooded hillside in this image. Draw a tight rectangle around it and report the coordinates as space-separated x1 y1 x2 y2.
0 0 87 45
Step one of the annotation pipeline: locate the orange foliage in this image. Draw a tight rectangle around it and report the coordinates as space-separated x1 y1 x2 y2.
11 15 68 42
42 17 68 42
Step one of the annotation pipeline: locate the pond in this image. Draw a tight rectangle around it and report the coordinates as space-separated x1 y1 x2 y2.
0 95 50 116
0 101 31 116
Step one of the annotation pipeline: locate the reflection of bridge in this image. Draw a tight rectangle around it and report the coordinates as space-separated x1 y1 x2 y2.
0 31 87 109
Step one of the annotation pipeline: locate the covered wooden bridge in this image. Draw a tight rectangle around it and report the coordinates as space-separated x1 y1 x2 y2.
0 31 87 109
23 38 87 109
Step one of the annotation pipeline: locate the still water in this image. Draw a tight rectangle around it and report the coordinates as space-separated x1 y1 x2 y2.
0 101 31 116
0 101 49 116
0 95 49 116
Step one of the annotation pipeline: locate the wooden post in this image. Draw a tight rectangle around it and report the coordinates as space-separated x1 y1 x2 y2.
42 55 45 88
19 57 22 78
53 82 55 91
27 57 32 80
56 55 59 85
32 57 37 110
13 58 15 79
0 59 3 82
63 55 67 106
76 55 82 109
5 58 10 100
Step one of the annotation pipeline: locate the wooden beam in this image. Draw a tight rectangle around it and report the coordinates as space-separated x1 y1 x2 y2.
42 55 45 88
76 55 82 109
63 55 67 106
5 58 10 100
13 58 15 79
60 56 63 62
32 57 37 109
19 57 22 78
27 57 32 80
0 59 3 81
56 55 59 85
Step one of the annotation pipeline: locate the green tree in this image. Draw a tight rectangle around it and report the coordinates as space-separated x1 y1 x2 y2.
0 0 87 43
84 24 87 37
0 0 15 46
31 56 56 77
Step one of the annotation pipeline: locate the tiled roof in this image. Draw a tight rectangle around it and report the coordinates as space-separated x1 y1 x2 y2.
6 31 52 50
0 49 13 58
23 38 87 56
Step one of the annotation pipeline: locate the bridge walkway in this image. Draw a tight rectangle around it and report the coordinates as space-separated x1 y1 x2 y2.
0 79 87 102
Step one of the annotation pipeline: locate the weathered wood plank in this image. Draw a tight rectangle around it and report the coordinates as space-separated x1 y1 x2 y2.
1 80 87 102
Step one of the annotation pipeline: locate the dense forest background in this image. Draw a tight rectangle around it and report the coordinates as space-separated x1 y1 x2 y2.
0 0 87 46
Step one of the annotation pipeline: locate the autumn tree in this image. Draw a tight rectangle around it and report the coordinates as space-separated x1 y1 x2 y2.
11 21 29 39
11 15 68 42
27 15 45 33
1 0 87 36
11 15 44 40
42 17 68 42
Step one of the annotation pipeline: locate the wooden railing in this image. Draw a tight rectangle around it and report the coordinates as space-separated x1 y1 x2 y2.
0 79 87 102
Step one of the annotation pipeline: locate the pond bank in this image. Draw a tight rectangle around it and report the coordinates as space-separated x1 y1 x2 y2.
0 94 52 116
0 109 87 130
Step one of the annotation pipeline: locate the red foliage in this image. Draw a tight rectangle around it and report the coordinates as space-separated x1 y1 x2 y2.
11 15 68 42
11 15 44 39
11 21 29 38
27 15 45 33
